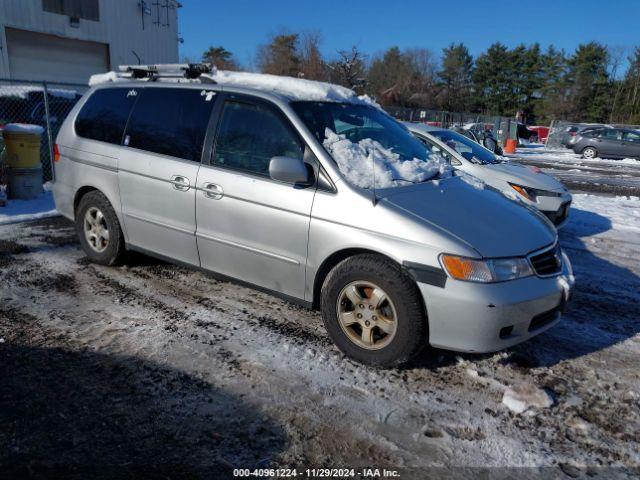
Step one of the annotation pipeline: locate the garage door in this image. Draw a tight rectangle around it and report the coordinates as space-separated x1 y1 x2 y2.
6 27 109 84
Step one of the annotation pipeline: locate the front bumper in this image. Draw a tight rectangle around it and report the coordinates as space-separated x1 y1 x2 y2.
419 252 574 353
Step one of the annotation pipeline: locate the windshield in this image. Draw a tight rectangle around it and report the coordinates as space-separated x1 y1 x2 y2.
429 130 499 164
291 101 447 189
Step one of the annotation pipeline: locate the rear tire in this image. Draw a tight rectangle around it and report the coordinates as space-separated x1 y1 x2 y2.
75 191 126 266
582 146 598 159
320 254 427 368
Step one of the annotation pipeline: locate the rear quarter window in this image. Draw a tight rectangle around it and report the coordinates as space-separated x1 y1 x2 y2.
124 87 216 162
75 88 138 144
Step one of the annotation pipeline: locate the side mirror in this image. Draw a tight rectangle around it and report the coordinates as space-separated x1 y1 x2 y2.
269 156 309 185
451 158 462 166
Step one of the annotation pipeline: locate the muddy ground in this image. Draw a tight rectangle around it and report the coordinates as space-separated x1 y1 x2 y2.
1 209 639 479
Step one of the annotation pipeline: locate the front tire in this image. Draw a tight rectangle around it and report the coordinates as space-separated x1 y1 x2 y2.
582 146 598 159
75 191 126 266
320 254 427 368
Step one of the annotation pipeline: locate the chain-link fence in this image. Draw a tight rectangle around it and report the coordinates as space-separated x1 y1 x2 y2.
0 78 88 181
385 106 513 143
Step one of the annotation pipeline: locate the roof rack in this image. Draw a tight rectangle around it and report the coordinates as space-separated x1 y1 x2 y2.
117 63 216 83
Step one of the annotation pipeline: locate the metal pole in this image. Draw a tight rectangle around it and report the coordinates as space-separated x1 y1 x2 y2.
42 81 55 182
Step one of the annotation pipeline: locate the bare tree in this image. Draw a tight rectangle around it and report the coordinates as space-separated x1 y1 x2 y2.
328 46 367 89
608 45 626 122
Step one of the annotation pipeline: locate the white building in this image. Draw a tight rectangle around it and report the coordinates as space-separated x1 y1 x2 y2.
0 0 181 85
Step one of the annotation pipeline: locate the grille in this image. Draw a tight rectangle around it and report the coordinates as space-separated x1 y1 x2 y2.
529 244 562 276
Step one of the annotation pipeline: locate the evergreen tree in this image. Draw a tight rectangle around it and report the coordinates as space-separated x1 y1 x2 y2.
472 42 512 115
565 42 611 122
257 34 301 77
438 43 474 112
202 46 237 70
366 47 414 105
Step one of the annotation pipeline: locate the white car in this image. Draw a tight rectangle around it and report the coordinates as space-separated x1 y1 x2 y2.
406 123 572 228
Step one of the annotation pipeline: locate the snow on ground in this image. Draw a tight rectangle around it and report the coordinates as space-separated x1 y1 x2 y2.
511 147 640 167
1 192 639 472
570 194 640 234
510 147 640 197
0 188 57 226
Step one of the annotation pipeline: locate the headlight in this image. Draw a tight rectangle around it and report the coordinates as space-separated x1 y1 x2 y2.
509 183 562 202
440 254 533 283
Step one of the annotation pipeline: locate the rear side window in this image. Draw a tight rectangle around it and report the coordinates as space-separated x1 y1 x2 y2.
212 100 303 176
598 129 620 140
125 88 216 162
75 88 138 144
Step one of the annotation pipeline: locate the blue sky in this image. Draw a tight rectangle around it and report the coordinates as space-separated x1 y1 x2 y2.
179 0 640 68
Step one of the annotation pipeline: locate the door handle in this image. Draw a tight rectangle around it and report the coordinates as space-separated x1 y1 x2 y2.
202 182 224 200
170 175 191 191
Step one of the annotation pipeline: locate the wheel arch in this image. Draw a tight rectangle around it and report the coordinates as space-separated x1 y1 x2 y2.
73 184 127 241
312 248 425 312
73 185 100 215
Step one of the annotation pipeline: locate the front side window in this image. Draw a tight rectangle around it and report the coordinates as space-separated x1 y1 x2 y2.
623 131 640 142
125 88 216 162
292 101 446 189
212 100 303 176
75 88 137 145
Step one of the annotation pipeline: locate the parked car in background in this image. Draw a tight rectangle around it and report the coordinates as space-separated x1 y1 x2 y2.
407 123 573 228
571 128 640 159
560 124 608 147
454 124 503 155
52 65 574 368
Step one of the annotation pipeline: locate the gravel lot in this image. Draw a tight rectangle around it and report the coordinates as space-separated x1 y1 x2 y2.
1 184 639 478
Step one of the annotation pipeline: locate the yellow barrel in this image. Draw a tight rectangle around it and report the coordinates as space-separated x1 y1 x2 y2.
2 123 44 169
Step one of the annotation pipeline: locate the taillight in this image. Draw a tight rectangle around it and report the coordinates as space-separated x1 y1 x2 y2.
54 143 60 162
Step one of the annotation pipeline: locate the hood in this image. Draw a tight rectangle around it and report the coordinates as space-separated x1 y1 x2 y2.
483 162 566 192
381 177 556 258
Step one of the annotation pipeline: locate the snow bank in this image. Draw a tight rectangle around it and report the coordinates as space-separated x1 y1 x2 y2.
0 189 58 225
502 382 553 414
322 128 447 189
2 123 44 135
0 85 78 100
570 194 640 233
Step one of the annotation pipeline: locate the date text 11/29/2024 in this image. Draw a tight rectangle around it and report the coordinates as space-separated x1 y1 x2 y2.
233 468 401 478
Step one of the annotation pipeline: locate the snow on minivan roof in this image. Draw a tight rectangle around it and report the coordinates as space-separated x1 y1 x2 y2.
89 69 379 107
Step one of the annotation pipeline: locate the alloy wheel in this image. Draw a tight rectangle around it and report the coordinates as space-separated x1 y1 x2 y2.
84 207 110 253
336 281 398 350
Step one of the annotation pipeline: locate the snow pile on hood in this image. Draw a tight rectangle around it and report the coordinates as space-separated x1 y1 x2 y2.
2 123 45 135
0 85 78 100
323 128 448 189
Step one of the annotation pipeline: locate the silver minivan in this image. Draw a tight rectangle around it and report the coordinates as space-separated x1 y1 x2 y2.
53 66 574 367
